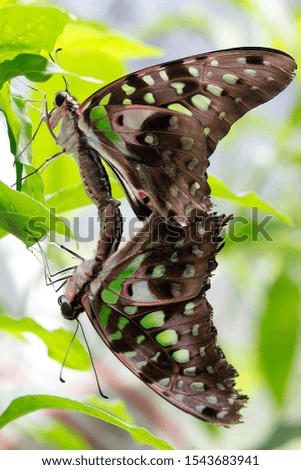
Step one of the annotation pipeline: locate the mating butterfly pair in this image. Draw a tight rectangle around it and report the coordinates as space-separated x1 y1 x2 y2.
47 47 296 425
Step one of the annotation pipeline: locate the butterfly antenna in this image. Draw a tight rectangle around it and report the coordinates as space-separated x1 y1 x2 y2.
49 48 70 93
62 74 69 93
47 231 83 261
60 319 108 399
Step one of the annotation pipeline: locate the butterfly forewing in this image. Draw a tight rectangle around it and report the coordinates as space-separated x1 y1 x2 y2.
79 47 296 223
81 214 247 425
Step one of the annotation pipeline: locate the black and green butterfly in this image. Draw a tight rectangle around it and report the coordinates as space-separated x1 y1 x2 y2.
59 207 248 426
49 47 296 223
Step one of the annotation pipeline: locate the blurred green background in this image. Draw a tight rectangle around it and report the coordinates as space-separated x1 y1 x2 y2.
0 0 300 450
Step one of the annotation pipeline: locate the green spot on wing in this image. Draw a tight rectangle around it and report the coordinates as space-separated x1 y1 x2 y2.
183 366 196 376
136 335 145 344
137 360 147 369
190 382 205 391
118 317 129 330
206 84 224 96
104 131 123 144
108 278 124 293
172 349 190 364
159 378 170 386
188 66 199 77
144 92 155 104
118 254 146 280
184 302 195 315
222 73 239 84
90 105 106 121
170 81 185 94
124 306 138 315
95 117 111 131
191 94 211 111
124 351 137 358
180 136 194 150
101 289 118 304
143 74 155 86
167 103 192 116
155 329 178 347
122 83 136 95
151 265 165 278
99 305 111 328
140 311 165 329
100 93 111 105
110 331 122 341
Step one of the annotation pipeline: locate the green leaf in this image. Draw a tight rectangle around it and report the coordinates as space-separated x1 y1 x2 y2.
259 423 301 450
20 164 45 204
9 86 33 161
209 174 293 225
0 84 45 197
10 89 46 201
0 54 102 91
57 22 162 60
0 227 7 240
0 1 17 6
47 22 160 107
0 5 71 61
0 180 75 246
0 54 60 89
46 183 92 213
0 395 173 449
86 396 136 425
0 315 90 370
0 83 44 199
32 421 92 450
258 274 299 403
0 82 20 156
46 176 125 214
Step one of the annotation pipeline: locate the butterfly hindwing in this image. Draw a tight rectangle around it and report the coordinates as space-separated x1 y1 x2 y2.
78 47 296 222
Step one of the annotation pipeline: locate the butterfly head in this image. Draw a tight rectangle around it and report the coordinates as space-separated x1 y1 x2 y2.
54 91 68 108
58 294 81 321
49 91 80 134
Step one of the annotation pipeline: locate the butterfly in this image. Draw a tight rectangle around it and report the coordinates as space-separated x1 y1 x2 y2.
48 47 296 224
59 206 248 426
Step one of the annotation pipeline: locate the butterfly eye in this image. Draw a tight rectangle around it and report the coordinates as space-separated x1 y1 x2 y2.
58 295 74 319
54 91 68 107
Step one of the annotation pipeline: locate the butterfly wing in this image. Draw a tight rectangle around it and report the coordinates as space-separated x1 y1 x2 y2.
79 47 296 222
81 214 247 425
